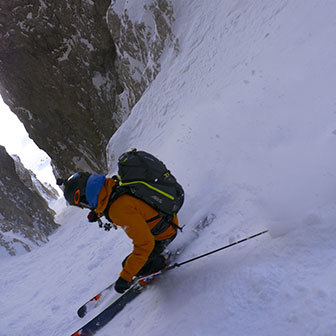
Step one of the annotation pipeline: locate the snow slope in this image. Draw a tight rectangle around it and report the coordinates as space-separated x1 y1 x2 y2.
1 1 336 335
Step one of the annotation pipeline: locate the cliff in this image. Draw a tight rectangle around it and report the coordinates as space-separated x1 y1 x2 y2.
0 145 59 256
0 0 178 178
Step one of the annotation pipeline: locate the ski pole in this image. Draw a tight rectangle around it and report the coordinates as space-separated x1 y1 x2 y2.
136 230 268 282
166 229 268 270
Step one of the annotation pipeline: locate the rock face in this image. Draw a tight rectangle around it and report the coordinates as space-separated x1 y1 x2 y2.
107 0 179 115
0 0 178 178
12 155 60 204
0 146 59 256
0 0 122 178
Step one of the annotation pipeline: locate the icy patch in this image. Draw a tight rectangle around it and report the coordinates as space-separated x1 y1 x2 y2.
16 107 33 121
92 72 114 98
77 102 86 109
80 37 94 52
85 0 94 5
92 72 106 90
58 38 73 62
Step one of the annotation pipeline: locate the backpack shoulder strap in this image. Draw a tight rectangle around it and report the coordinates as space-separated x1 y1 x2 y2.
103 186 128 222
104 186 184 234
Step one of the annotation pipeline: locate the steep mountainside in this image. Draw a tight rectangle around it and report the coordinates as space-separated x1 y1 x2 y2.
0 145 59 256
0 0 120 177
107 0 178 114
12 154 59 204
1 1 336 335
0 0 178 178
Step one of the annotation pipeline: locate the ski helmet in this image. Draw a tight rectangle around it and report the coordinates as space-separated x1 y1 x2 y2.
62 172 91 207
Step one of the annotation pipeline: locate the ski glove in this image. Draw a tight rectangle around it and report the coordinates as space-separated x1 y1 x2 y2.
115 276 131 293
87 210 98 223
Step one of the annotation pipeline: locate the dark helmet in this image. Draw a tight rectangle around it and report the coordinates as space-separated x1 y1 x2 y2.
58 172 91 207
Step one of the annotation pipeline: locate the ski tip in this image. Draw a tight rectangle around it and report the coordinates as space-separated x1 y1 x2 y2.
77 306 87 318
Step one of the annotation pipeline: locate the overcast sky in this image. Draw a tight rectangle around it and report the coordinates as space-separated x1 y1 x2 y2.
0 96 57 188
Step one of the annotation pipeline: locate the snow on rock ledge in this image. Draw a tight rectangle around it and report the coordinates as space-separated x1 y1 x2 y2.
107 0 179 115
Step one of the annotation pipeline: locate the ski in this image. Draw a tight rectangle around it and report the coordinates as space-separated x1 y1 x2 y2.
70 214 217 335
77 282 116 318
70 282 144 336
70 271 163 336
76 213 216 319
69 226 267 336
76 272 162 318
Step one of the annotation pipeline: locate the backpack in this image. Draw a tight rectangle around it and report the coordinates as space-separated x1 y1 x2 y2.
115 149 184 216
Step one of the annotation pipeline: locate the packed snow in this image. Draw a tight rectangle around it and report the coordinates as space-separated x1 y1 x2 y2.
1 0 336 335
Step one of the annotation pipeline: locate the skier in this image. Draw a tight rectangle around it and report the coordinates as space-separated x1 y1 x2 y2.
58 172 179 293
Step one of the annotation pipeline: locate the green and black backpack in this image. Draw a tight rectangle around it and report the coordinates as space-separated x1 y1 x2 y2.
105 149 185 234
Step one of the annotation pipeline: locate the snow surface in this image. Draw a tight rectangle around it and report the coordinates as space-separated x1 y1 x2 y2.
2 0 336 335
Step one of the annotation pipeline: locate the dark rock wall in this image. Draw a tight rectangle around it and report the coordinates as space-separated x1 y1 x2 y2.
0 145 59 256
0 0 123 178
0 0 178 255
107 0 179 116
12 154 59 203
0 0 177 178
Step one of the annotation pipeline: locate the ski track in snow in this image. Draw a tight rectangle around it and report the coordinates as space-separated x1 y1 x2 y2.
2 0 336 335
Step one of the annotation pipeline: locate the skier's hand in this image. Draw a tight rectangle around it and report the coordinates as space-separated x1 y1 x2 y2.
115 276 131 293
87 210 98 223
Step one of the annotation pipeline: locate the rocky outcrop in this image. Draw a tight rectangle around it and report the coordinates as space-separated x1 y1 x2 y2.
0 146 59 256
0 0 178 178
12 155 59 204
0 0 122 178
107 0 179 115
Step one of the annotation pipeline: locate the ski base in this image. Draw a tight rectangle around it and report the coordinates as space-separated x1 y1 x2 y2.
70 284 143 336
77 282 116 318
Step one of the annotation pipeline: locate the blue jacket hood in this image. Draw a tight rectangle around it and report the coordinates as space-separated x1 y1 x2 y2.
85 174 106 208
